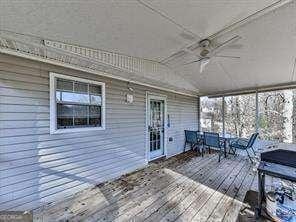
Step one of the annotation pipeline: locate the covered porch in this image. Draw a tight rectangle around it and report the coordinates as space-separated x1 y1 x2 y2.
0 1 296 221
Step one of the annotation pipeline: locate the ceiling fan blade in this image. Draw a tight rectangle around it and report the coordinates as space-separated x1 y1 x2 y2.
182 58 203 66
225 43 243 50
200 58 210 73
214 55 240 59
211 35 242 55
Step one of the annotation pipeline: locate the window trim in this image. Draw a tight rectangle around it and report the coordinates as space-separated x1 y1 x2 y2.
50 72 105 134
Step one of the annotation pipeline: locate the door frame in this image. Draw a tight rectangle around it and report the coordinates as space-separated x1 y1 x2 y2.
145 92 167 162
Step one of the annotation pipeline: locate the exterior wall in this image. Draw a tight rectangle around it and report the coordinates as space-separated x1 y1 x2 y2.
0 54 198 211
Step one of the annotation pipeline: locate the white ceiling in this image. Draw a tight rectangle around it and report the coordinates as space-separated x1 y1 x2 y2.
0 0 295 95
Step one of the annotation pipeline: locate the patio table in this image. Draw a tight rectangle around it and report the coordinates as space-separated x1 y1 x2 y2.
196 132 237 159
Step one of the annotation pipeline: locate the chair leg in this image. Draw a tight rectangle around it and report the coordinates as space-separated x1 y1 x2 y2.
184 142 187 152
229 146 236 155
251 147 256 155
208 146 211 154
201 146 204 157
218 148 222 162
196 146 202 155
246 149 253 163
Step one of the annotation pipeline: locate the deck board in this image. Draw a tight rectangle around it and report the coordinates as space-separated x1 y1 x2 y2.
34 151 261 222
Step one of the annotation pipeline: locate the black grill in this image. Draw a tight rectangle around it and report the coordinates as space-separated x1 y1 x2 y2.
261 149 296 168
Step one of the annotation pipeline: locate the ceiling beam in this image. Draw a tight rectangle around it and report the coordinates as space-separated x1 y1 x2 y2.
208 0 293 39
137 0 202 40
203 81 296 98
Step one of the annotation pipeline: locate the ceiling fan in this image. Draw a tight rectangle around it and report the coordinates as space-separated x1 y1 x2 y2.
183 35 241 73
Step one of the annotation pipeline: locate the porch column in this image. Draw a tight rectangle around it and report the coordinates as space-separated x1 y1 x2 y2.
222 96 225 136
197 96 201 131
255 91 259 133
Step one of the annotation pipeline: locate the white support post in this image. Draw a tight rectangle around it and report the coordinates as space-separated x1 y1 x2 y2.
197 96 201 131
222 96 225 137
255 91 259 133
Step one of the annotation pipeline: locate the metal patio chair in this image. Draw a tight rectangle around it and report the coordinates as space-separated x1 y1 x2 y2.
184 130 204 156
229 133 258 163
203 132 225 162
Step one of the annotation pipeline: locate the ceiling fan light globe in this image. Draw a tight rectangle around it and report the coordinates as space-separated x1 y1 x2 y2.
200 49 210 57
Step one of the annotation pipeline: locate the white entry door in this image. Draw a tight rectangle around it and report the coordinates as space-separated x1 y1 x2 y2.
147 95 166 160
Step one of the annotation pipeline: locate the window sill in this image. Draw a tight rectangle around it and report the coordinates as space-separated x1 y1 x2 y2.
50 126 105 134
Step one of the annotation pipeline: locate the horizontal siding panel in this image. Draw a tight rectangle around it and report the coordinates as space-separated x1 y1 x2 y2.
0 87 49 99
0 127 145 146
0 104 49 113
0 120 49 129
0 111 145 121
0 62 49 77
0 104 146 114
0 70 49 84
0 95 49 106
0 78 49 91
0 123 144 138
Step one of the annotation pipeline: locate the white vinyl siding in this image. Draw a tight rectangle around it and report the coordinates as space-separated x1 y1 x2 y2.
0 53 198 211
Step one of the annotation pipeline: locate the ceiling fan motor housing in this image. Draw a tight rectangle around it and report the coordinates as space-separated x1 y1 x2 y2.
199 39 211 57
199 39 211 48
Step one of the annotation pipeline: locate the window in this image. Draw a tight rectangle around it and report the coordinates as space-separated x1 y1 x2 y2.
50 73 105 134
200 97 223 133
224 94 256 137
258 89 296 143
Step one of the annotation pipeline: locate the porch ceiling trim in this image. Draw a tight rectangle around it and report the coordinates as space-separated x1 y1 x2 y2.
204 81 296 98
0 35 198 97
43 39 168 78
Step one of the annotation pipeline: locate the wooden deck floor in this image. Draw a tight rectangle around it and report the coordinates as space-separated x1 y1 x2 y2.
34 150 263 222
